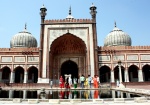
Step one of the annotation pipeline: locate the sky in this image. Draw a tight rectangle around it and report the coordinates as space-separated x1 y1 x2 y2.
0 0 150 48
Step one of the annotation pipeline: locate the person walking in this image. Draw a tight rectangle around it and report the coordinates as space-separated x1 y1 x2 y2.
80 74 85 89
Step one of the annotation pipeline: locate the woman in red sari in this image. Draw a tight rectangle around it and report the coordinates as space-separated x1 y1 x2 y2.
93 75 98 88
59 76 64 88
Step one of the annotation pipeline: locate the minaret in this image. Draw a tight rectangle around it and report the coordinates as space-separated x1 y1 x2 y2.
90 3 97 22
39 5 47 79
89 3 98 75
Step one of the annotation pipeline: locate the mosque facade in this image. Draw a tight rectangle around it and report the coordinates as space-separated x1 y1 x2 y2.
0 4 150 84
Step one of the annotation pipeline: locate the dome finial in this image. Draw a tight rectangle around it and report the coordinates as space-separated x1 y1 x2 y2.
114 21 117 27
69 6 71 15
66 6 74 19
25 23 27 30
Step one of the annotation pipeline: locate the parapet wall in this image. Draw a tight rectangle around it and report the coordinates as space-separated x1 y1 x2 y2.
99 46 150 51
0 47 39 52
44 19 93 24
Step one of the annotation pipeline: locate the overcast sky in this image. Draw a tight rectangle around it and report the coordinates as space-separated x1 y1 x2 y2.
0 0 150 48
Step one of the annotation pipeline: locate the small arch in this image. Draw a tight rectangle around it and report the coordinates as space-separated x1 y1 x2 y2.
27 66 38 83
61 60 78 80
99 65 111 83
1 66 11 83
114 66 125 82
14 66 24 83
128 65 139 82
142 64 150 81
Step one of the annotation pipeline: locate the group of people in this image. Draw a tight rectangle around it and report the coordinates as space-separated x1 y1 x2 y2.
59 74 100 89
59 76 78 89
80 74 100 89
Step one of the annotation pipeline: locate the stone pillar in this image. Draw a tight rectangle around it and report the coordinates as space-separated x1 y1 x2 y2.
37 90 41 99
23 90 27 99
112 90 115 98
118 65 122 83
24 71 28 83
117 91 121 98
0 71 2 82
9 90 14 98
124 70 129 82
45 90 49 99
138 70 144 82
126 93 130 98
10 71 15 83
111 70 115 83
121 92 123 98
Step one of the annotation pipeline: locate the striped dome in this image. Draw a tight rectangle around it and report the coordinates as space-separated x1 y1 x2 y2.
104 22 132 46
10 25 37 48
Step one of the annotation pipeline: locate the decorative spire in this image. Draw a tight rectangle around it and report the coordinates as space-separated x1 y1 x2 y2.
69 6 71 15
114 21 117 27
66 6 74 20
22 23 27 32
25 23 27 30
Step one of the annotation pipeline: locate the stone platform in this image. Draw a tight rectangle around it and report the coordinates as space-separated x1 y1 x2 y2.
0 98 150 105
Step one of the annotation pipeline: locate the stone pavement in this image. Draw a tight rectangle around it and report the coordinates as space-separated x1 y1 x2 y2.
0 101 150 105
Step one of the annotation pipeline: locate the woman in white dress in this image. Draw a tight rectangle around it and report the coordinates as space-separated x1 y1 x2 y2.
68 77 72 88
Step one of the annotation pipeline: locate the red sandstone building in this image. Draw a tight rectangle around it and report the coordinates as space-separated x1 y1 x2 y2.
0 4 150 84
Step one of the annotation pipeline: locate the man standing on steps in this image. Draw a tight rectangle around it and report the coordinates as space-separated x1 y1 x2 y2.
88 75 92 88
80 74 85 89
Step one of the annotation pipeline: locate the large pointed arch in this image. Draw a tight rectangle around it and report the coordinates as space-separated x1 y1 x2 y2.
1 66 11 83
50 33 87 55
27 66 38 83
142 64 150 81
128 65 139 82
99 65 111 83
114 65 125 82
14 66 24 83
49 33 87 79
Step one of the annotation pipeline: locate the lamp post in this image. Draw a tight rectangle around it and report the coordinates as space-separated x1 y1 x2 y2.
118 60 122 83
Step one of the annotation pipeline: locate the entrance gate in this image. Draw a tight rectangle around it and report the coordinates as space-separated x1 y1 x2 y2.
61 60 78 79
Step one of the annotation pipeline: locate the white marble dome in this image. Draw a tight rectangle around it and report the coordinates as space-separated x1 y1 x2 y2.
10 25 37 48
104 22 132 46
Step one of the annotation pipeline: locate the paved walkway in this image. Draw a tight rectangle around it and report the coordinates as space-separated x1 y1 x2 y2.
0 101 150 105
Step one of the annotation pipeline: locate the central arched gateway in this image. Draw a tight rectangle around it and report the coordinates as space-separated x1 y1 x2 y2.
49 33 87 79
61 60 78 79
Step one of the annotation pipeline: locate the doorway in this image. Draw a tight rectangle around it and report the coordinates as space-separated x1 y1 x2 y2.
61 60 78 80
